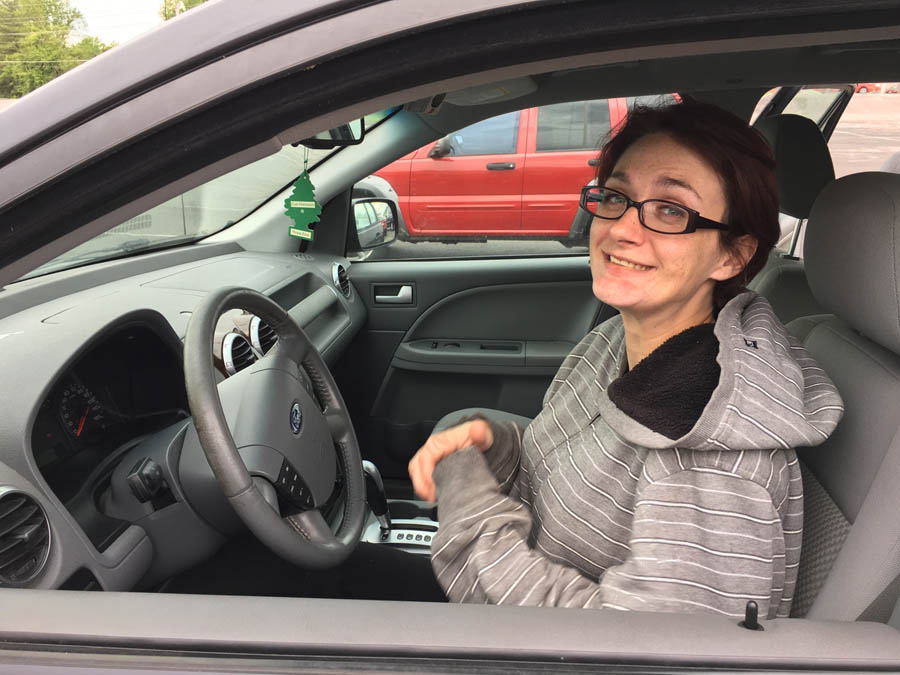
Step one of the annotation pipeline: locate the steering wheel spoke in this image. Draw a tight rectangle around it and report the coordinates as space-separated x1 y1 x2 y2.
277 332 310 368
274 458 317 511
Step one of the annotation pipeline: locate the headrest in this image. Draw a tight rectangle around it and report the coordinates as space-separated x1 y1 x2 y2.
805 172 900 354
754 114 835 219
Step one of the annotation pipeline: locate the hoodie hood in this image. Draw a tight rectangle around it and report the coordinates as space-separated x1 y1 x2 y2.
596 292 844 451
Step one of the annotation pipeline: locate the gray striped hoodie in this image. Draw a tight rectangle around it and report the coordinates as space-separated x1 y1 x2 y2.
430 292 843 618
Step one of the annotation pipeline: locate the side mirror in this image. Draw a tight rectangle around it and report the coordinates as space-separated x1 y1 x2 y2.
351 198 397 249
428 137 453 159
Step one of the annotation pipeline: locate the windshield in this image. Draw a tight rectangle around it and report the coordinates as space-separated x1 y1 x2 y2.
23 110 395 279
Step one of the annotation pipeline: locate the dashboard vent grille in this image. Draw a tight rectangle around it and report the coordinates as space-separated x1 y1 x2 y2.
223 333 257 375
251 317 278 355
0 491 50 587
333 264 351 298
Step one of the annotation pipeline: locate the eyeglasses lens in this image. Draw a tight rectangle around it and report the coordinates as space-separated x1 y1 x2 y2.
643 201 690 233
584 188 625 218
584 188 690 233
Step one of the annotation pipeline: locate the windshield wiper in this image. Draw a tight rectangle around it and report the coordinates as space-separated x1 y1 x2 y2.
22 235 200 279
66 237 155 263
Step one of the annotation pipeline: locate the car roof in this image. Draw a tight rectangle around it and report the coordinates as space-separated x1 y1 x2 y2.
0 0 355 164
0 0 544 167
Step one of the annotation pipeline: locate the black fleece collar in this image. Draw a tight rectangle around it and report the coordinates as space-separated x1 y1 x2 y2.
607 323 720 441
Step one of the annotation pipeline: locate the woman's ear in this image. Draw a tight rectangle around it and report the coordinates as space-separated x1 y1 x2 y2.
712 235 758 281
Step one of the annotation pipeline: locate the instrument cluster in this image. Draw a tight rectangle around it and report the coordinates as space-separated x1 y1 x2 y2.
31 323 188 505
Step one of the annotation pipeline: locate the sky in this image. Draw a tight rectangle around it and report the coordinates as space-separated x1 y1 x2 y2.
70 0 163 45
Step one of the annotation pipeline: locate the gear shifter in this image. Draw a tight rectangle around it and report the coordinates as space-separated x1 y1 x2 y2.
362 460 391 539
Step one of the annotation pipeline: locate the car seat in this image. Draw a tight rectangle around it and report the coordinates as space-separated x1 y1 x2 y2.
786 171 900 622
749 113 833 323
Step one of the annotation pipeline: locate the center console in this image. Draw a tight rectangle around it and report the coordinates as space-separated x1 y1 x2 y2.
360 460 438 555
361 499 438 555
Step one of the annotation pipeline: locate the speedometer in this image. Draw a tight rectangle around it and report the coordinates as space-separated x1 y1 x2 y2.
59 382 106 441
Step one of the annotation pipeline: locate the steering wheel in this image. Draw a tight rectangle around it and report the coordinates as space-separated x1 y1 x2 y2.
183 287 366 568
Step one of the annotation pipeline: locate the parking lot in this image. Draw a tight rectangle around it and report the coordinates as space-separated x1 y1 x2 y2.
830 93 900 176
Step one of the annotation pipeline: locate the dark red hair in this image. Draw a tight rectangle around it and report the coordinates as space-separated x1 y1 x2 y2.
595 98 779 312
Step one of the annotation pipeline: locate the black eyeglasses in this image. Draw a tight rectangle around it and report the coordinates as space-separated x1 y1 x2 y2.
579 186 730 235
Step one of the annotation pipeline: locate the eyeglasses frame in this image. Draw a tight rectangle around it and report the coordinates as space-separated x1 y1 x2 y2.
579 185 731 235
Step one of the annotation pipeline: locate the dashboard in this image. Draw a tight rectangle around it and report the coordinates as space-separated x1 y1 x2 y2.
0 247 364 591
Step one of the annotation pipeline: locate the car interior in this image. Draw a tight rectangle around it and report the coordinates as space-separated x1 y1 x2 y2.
3 1 900 668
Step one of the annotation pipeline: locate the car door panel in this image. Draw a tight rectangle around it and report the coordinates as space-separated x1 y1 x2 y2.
335 256 610 479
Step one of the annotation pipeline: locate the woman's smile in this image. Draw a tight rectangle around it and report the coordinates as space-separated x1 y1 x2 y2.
605 253 655 272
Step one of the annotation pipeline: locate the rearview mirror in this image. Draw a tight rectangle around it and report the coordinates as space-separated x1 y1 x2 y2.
298 118 365 149
352 198 397 249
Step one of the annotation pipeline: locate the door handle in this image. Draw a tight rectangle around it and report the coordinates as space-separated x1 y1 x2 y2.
588 158 601 167
486 162 515 170
375 285 413 304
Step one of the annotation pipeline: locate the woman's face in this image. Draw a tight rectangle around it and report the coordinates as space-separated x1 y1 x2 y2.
589 133 743 323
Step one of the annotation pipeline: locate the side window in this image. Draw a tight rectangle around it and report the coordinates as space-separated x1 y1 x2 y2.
353 202 374 227
781 88 844 125
349 94 675 262
536 100 610 152
448 111 520 156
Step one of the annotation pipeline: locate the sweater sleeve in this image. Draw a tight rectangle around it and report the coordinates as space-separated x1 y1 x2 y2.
431 452 785 618
448 414 525 495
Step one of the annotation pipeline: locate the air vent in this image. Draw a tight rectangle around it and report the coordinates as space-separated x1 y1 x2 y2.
222 333 257 375
0 489 51 587
250 316 278 355
332 263 351 298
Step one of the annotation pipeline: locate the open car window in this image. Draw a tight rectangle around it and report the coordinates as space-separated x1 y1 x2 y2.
349 93 678 262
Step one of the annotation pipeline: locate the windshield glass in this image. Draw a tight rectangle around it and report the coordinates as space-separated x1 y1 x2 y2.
24 110 395 279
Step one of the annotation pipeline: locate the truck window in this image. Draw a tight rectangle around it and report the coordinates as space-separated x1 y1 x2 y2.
536 100 611 152
448 111 520 156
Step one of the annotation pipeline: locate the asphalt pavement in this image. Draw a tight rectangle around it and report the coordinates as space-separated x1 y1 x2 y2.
829 93 900 177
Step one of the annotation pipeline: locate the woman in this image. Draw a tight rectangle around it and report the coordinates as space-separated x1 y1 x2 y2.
409 99 843 618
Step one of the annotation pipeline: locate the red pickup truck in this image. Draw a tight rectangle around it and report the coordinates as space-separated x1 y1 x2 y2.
368 96 675 240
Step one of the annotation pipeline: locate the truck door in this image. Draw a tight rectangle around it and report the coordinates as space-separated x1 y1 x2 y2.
521 99 613 236
407 110 526 236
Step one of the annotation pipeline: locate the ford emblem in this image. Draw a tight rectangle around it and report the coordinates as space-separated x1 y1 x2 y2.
290 402 303 434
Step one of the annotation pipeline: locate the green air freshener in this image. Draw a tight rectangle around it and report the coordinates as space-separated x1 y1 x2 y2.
284 170 322 240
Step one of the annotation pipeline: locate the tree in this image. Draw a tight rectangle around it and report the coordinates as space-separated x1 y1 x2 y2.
0 0 112 98
159 0 207 21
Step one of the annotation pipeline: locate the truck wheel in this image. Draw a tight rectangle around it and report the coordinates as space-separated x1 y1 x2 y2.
562 207 592 248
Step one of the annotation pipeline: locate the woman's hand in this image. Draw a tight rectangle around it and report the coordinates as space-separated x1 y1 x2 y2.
408 419 494 503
